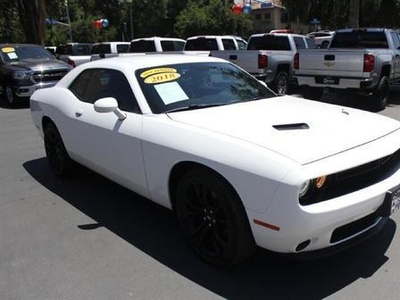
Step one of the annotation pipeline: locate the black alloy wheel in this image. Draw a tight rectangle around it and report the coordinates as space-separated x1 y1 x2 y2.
44 122 74 177
175 168 255 266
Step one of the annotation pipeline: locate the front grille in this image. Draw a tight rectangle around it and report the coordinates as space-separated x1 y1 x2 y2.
301 148 400 205
330 211 381 243
33 69 69 83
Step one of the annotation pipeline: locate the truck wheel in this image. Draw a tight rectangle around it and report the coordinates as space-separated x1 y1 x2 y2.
3 83 17 106
371 76 389 111
303 86 323 101
272 71 289 94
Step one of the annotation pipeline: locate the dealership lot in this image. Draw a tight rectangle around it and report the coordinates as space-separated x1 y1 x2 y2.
1 91 400 300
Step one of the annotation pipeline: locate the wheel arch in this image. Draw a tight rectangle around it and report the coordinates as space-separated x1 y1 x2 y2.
168 161 243 211
276 63 290 75
381 64 391 78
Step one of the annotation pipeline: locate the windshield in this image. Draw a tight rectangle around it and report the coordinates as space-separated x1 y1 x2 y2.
1 45 55 62
136 62 276 113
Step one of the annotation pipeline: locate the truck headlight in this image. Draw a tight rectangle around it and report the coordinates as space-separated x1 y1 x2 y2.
12 71 32 80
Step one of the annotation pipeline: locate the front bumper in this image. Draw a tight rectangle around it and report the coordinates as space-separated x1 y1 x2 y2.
13 81 58 98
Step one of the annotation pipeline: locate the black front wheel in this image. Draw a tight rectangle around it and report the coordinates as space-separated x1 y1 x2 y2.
44 122 74 177
3 83 17 106
175 168 256 266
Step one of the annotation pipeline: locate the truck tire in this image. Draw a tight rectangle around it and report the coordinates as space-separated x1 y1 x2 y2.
302 86 323 101
3 83 17 106
371 76 389 111
272 71 289 95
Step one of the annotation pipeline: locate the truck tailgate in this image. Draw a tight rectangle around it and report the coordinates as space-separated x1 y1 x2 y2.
209 51 260 73
298 49 365 77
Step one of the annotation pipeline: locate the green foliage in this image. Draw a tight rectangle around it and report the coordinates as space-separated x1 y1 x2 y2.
1 0 400 45
174 0 253 38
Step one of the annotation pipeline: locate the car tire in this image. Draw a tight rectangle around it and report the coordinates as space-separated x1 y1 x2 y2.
272 71 289 95
371 76 389 111
44 122 74 177
321 40 330 48
3 83 17 106
303 86 323 101
175 167 256 267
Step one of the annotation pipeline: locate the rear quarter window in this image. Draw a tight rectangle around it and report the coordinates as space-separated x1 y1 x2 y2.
247 36 291 50
185 38 219 50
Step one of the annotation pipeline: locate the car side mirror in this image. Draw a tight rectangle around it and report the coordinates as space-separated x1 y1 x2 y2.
94 97 126 120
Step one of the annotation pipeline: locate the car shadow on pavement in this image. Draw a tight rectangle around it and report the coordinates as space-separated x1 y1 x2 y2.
304 86 400 112
23 158 396 300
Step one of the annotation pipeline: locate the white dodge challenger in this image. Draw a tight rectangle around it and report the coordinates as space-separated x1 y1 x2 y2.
30 54 400 266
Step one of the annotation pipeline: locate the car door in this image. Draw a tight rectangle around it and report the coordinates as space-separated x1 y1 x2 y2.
66 68 149 196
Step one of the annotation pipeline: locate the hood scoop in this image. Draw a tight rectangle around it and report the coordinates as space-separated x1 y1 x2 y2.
273 123 310 131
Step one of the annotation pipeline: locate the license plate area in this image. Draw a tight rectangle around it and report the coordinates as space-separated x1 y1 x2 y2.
315 76 339 85
380 185 400 217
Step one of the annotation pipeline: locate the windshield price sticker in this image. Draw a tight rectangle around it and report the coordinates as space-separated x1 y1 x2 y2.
140 68 177 78
144 72 181 84
391 187 400 215
1 47 15 53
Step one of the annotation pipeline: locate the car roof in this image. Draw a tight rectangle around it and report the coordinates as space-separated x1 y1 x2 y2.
186 35 244 40
130 36 185 42
0 43 44 48
80 54 226 70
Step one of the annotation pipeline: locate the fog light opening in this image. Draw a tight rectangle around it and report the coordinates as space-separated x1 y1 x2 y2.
295 240 311 252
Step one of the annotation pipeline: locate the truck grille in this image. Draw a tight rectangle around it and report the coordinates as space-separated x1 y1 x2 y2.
32 69 69 83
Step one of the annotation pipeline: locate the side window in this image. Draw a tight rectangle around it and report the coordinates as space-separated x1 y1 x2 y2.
293 36 306 49
236 38 247 50
305 38 317 49
391 32 400 49
69 69 95 101
116 44 129 53
222 38 237 50
69 69 141 113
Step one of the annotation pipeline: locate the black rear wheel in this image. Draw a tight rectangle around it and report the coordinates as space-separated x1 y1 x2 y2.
371 76 389 111
272 71 289 95
44 122 74 177
175 167 256 266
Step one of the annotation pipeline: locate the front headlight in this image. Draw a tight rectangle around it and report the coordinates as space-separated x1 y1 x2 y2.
299 175 328 202
12 71 32 80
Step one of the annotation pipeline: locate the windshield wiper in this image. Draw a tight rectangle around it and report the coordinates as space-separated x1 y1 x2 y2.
165 103 225 113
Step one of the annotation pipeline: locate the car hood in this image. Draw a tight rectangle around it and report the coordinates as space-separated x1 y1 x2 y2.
10 59 71 71
167 95 400 164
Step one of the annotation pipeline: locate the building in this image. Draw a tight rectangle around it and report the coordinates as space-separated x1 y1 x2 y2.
237 0 309 34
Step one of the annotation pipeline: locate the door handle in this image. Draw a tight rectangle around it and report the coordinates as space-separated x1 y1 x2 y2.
75 109 83 117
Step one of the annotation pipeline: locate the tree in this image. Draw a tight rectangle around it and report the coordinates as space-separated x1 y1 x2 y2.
174 0 253 38
17 0 46 45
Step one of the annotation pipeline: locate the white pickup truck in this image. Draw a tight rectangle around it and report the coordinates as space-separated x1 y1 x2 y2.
129 36 186 52
184 35 247 51
61 42 130 67
294 28 400 110
210 33 316 94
